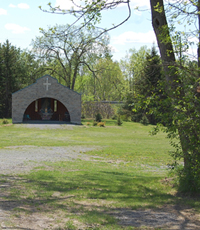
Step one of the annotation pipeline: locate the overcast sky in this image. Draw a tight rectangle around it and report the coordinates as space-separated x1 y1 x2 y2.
0 0 157 61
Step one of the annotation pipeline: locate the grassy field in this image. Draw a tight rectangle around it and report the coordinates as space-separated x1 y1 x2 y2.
0 119 199 229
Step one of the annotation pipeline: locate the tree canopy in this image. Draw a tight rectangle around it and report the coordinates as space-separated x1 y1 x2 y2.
32 24 111 90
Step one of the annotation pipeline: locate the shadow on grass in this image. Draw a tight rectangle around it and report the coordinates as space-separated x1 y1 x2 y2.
0 171 200 229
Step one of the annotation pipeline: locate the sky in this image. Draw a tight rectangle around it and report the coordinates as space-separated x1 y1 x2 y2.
0 0 157 61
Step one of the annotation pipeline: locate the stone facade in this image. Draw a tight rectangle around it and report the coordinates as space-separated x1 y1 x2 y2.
12 75 81 124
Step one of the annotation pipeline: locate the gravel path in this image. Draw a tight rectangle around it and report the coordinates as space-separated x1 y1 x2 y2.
0 145 98 174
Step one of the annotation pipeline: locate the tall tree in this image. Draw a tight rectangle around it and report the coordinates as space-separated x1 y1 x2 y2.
135 45 164 125
0 40 24 118
32 24 111 90
150 0 200 191
0 41 43 118
75 57 126 101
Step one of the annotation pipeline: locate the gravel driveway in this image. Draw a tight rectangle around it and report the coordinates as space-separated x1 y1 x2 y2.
0 145 97 174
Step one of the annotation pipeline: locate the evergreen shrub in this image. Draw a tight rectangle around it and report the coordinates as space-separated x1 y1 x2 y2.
140 115 149 125
93 121 98 126
116 116 123 126
95 113 102 122
2 119 9 124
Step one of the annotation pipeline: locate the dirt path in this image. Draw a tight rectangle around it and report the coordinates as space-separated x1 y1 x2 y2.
0 146 199 229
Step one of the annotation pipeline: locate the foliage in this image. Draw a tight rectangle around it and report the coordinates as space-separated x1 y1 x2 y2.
118 92 135 121
121 45 164 125
140 115 149 126
76 57 127 102
2 119 9 124
116 115 123 126
95 113 102 122
151 69 200 192
0 40 40 118
120 46 150 92
32 24 111 90
93 121 98 126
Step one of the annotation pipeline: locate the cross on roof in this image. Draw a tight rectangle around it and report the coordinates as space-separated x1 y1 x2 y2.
43 77 51 91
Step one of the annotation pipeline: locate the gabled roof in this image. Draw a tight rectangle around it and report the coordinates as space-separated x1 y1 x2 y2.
12 75 81 95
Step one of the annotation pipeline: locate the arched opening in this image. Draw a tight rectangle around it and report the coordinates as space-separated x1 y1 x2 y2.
23 97 70 122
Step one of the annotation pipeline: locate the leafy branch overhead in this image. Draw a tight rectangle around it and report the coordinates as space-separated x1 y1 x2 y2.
39 0 132 40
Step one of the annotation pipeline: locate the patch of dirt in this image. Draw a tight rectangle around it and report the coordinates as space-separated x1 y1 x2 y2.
109 206 200 229
1 198 200 230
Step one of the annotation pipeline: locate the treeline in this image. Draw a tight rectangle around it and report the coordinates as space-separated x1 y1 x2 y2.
0 25 128 118
1 28 197 123
0 40 45 118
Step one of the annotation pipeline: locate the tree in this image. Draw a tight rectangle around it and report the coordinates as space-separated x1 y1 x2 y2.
120 46 151 92
150 0 200 192
91 57 126 101
135 44 164 125
0 40 26 118
0 41 44 118
120 45 164 124
32 24 111 90
75 57 126 101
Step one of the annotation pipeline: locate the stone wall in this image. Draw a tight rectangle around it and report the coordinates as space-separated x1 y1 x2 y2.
12 75 81 124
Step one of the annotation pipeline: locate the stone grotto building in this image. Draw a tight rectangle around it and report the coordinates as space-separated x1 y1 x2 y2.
12 75 81 124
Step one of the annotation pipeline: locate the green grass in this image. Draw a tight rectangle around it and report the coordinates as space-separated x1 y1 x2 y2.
0 119 173 166
0 119 199 229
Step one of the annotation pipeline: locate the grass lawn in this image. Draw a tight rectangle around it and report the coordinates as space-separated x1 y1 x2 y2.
0 119 199 229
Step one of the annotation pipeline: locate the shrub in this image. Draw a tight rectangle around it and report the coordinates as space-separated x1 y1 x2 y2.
112 114 117 120
86 122 90 126
97 122 105 127
140 115 149 125
2 119 9 124
95 113 102 122
116 116 123 126
93 121 98 126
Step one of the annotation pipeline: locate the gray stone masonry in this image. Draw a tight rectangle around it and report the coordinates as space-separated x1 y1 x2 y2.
12 75 81 124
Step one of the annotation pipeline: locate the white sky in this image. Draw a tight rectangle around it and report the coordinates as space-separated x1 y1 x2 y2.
0 0 157 61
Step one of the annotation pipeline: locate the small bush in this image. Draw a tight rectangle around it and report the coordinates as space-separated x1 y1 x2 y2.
2 119 9 124
112 114 117 120
116 116 123 126
140 115 149 125
86 122 90 126
95 113 102 122
93 121 98 126
97 122 105 127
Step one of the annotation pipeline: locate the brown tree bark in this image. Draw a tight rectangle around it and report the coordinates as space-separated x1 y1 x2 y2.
150 0 189 168
150 0 177 85
198 0 200 71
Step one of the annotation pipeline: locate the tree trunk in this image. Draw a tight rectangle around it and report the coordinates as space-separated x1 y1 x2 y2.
150 0 189 168
150 0 176 84
198 0 200 73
